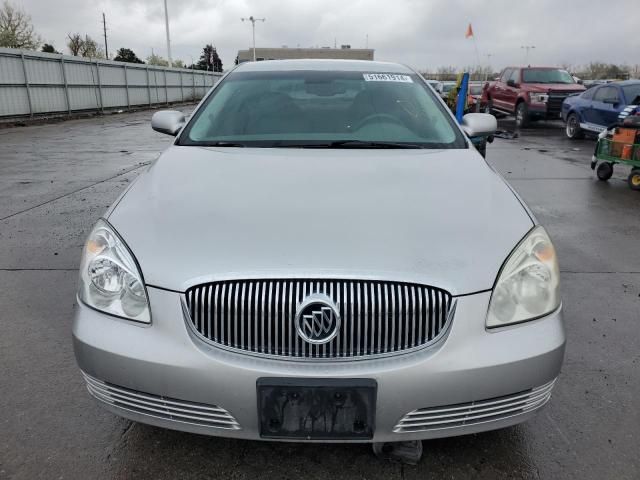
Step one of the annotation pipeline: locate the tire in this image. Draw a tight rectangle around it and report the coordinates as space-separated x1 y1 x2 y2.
565 113 584 139
628 169 640 190
596 162 614 181
515 102 529 128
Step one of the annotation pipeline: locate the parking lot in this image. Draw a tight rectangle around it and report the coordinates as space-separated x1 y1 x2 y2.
1 108 638 480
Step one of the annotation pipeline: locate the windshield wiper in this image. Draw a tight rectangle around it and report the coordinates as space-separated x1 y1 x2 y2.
297 140 427 149
201 141 246 147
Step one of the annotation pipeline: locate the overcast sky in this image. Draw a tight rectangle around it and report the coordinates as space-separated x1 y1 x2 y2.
19 0 640 71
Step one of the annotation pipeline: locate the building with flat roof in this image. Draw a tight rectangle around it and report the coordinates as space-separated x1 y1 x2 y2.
237 46 374 63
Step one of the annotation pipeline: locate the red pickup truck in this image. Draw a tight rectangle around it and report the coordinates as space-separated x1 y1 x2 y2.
482 67 585 127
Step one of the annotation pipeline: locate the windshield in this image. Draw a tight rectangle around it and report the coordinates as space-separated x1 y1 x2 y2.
522 69 575 84
469 84 483 95
442 83 456 93
622 84 640 103
179 70 465 149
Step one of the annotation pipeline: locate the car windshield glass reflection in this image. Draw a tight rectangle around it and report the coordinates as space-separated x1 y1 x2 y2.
522 69 575 84
179 70 466 149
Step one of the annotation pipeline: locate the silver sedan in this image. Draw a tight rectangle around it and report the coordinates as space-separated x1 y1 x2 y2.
73 59 565 444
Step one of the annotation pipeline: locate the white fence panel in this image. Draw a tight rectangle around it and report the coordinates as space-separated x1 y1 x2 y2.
0 48 222 118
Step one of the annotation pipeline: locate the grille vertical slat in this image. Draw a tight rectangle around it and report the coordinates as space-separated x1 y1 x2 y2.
206 285 212 340
429 288 435 341
349 282 355 357
363 282 369 356
301 282 307 358
186 279 452 359
342 282 348 357
413 287 422 347
369 282 375 355
233 283 239 348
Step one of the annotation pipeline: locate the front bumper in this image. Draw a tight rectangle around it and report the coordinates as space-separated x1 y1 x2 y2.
528 103 563 119
73 287 565 443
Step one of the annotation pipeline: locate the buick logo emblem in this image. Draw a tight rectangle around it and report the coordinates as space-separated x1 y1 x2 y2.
295 294 341 345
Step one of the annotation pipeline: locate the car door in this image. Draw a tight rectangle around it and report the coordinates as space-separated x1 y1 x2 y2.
492 69 511 110
503 69 520 112
590 86 620 127
581 86 602 125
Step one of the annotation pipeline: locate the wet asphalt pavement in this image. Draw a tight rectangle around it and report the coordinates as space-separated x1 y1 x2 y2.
1 109 639 480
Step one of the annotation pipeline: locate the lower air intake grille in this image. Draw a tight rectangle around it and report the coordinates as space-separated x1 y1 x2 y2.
393 379 556 433
83 372 241 430
184 279 453 359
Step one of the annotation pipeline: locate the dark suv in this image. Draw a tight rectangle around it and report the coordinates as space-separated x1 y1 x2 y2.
483 67 585 127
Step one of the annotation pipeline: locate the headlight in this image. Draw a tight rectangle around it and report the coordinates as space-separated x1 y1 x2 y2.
78 219 150 323
487 226 560 328
529 93 549 103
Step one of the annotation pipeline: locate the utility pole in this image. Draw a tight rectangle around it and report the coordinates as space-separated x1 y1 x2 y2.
102 13 109 60
163 0 173 67
241 16 265 61
521 45 535 65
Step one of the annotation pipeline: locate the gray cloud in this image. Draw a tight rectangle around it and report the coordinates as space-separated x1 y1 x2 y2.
20 0 640 71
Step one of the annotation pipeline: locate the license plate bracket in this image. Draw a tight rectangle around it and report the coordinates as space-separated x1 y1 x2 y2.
257 378 377 440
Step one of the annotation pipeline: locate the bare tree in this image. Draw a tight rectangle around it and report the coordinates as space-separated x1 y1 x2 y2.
67 33 104 58
0 0 41 49
67 33 82 55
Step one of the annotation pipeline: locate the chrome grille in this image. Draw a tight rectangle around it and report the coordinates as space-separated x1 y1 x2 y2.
393 379 556 433
83 372 241 430
184 279 453 359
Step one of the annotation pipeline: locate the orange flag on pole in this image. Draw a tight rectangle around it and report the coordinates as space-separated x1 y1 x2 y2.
465 23 474 38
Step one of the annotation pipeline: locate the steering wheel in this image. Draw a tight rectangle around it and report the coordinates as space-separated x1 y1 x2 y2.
352 113 404 131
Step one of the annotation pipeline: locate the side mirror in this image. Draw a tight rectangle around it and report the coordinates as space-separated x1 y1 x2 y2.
506 79 518 88
577 79 584 85
151 110 186 136
461 113 497 138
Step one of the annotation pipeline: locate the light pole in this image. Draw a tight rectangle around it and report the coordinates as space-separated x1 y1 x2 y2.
163 0 173 67
241 16 266 61
521 45 535 65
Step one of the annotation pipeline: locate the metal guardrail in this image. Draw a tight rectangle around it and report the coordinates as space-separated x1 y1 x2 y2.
0 48 223 118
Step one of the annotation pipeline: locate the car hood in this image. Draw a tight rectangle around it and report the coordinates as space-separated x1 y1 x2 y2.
526 83 586 93
108 146 533 295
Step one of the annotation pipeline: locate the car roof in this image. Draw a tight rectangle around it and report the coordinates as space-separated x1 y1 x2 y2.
593 80 640 87
615 79 640 86
504 66 564 70
234 59 415 74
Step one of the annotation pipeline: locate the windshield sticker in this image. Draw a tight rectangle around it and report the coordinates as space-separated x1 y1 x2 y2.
363 73 413 83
